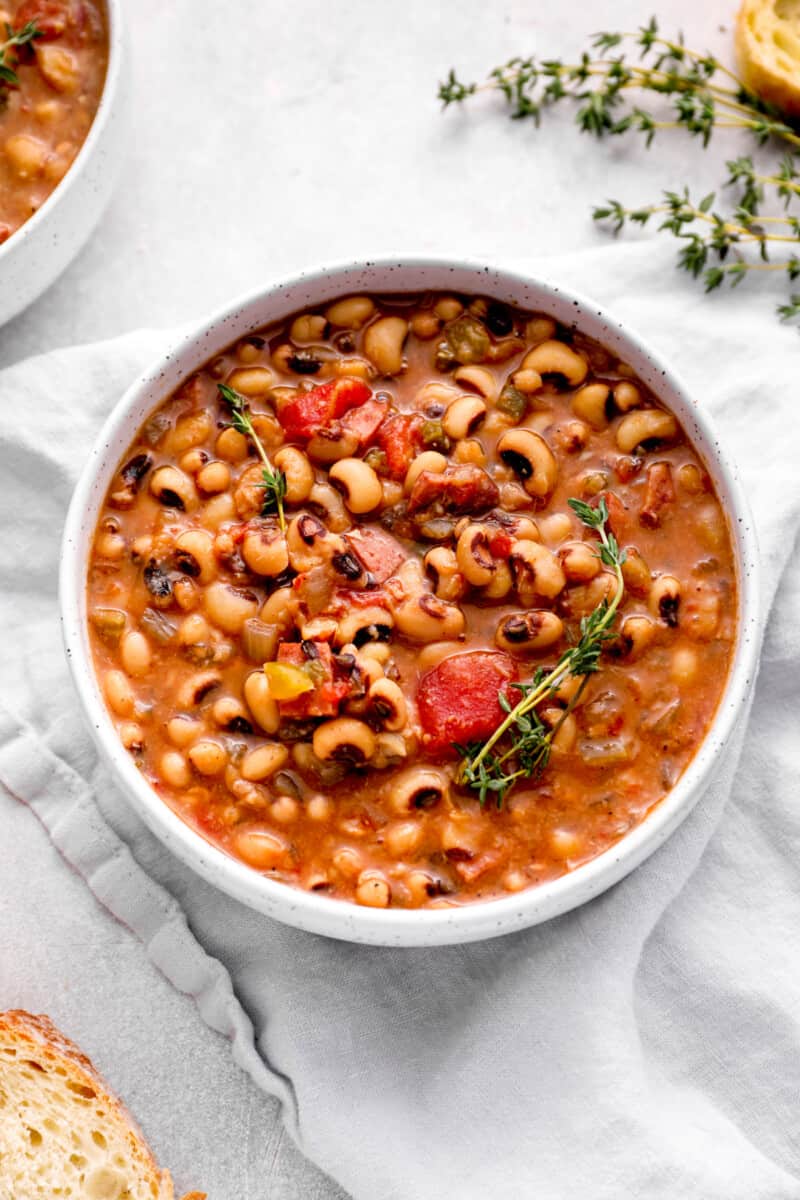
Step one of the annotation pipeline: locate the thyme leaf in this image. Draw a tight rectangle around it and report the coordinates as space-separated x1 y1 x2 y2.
217 383 287 532
0 21 41 89
438 17 800 327
457 496 626 808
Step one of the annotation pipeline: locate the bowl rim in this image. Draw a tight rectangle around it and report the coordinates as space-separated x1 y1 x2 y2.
0 0 124 263
60 255 762 946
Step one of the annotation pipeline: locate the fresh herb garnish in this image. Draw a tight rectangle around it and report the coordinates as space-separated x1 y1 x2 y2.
439 17 800 327
0 21 41 88
456 496 626 808
217 382 287 533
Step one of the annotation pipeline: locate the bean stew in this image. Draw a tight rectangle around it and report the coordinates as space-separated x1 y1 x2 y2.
87 292 737 910
0 0 108 245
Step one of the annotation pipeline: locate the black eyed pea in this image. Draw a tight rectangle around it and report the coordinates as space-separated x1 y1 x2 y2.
160 750 192 789
413 379 461 410
613 380 642 413
308 481 351 532
620 614 657 659
236 337 263 364
526 316 557 343
241 741 289 782
367 677 408 732
510 367 544 395
442 394 487 441
453 438 487 467
355 871 391 908
203 582 259 635
456 523 495 587
520 339 588 387
177 670 222 708
306 426 360 465
260 585 297 630
391 592 465 643
226 366 275 397
243 670 280 734
177 612 210 646
453 364 497 400
334 604 394 648
381 479 404 507
558 540 601 584
180 448 210 475
300 615 339 642
196 460 231 495
404 450 448 494
536 512 572 545
424 546 466 602
416 640 464 673
313 718 376 765
410 310 443 340
552 672 586 705
149 465 198 512
495 610 565 654
290 313 327 343
273 445 314 504
683 581 721 642
286 512 337 572
95 530 126 560
188 739 228 776
434 296 464 321
202 492 237 529
166 716 204 747
553 419 590 454
649 574 681 627
120 630 151 678
483 560 513 600
363 316 408 376
104 669 135 717
497 428 558 500
388 766 449 814
616 409 678 455
621 547 652 596
329 457 383 514
174 528 217 584
541 707 578 754
215 426 249 463
162 410 213 456
325 295 376 329
571 382 611 430
233 826 292 870
670 645 699 686
384 820 424 857
118 721 144 752
307 793 334 822
509 539 566 604
212 696 253 733
241 521 290 577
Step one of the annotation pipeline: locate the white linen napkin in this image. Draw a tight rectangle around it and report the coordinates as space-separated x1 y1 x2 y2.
2 241 800 1200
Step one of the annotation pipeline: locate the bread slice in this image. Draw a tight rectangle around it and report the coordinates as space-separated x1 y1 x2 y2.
736 0 800 118
0 1010 202 1200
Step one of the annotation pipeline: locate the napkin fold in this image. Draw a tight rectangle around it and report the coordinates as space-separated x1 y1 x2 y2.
2 242 800 1200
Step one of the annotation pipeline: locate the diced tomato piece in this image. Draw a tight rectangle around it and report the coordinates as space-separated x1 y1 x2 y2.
417 651 519 757
488 529 513 558
346 528 406 583
276 641 345 718
340 396 388 448
376 413 424 480
14 0 71 37
279 378 372 441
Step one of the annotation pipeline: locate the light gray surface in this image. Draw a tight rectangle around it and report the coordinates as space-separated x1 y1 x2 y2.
0 0 736 369
0 2 779 1198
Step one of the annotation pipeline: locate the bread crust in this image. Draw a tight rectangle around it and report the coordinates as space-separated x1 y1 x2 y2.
736 0 800 118
0 1009 189 1199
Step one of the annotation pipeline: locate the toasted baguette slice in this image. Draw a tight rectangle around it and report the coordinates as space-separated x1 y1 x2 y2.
0 1010 202 1200
736 0 800 118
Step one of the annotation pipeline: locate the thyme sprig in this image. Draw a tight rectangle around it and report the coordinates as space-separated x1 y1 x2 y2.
456 497 625 808
0 21 40 88
439 17 800 326
217 383 287 532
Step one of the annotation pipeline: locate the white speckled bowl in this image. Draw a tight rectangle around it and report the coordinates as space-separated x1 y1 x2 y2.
60 259 761 946
0 0 127 327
